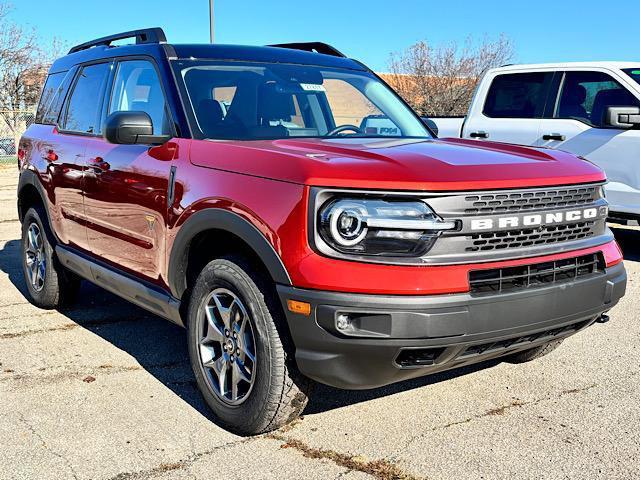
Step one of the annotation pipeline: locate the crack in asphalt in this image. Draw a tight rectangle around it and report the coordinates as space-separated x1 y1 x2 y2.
105 437 257 480
16 410 80 480
388 383 599 460
268 433 423 480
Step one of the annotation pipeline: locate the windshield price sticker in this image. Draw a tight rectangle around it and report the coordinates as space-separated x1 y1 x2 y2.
300 83 326 92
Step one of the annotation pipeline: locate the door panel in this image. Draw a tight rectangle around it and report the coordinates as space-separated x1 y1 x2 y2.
82 58 176 284
464 116 543 145
32 127 87 249
82 139 176 283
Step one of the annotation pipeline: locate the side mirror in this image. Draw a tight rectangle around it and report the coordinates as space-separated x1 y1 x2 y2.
104 111 170 145
422 117 438 136
606 106 640 129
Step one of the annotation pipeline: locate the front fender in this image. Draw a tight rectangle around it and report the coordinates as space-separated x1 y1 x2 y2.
167 208 292 299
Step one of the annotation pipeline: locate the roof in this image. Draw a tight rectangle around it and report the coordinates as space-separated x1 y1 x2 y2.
50 42 367 74
491 61 640 73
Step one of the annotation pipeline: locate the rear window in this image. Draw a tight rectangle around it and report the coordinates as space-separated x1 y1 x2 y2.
36 70 76 125
483 72 554 119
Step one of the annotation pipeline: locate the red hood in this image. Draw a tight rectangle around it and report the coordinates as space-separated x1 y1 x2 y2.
189 137 605 191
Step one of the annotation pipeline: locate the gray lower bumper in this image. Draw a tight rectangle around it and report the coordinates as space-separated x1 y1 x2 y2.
278 263 626 389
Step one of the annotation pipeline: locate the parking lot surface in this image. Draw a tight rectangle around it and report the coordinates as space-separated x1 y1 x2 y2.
1 165 639 480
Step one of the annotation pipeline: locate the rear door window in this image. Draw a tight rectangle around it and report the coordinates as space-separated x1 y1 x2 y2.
63 62 111 134
483 72 554 119
555 71 640 127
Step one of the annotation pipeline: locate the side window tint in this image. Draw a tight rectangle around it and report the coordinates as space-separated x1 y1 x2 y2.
36 73 65 125
109 60 170 135
64 63 111 134
483 73 554 119
556 71 640 127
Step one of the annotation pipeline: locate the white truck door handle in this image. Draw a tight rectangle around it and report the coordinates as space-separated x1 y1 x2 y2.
469 131 489 139
543 133 566 141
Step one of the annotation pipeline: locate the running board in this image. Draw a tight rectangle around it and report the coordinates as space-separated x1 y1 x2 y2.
56 246 183 326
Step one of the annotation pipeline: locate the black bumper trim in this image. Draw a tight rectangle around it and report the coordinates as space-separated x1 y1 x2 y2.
277 262 626 389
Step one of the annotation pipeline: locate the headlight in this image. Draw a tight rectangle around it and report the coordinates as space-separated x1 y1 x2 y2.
318 197 457 257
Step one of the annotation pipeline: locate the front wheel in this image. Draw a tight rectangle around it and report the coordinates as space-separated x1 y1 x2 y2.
187 256 309 435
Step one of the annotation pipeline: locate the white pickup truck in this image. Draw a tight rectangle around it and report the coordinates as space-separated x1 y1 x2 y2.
430 62 640 221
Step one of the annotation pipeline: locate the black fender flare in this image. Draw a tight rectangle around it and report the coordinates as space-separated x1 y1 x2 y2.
17 169 59 243
168 208 292 299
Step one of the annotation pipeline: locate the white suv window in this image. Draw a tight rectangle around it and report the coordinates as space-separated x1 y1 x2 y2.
555 71 640 127
483 72 554 119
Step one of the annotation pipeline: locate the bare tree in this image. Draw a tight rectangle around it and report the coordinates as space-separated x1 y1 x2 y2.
386 35 514 117
0 2 60 148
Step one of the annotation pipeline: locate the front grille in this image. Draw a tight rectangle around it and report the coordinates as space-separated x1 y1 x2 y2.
469 253 605 295
463 185 600 215
420 183 609 264
458 319 592 359
465 222 597 252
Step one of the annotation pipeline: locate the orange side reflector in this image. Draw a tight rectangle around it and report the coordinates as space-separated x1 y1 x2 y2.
287 299 311 316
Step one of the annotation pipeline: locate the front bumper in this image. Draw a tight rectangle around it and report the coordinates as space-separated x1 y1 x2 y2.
278 262 626 389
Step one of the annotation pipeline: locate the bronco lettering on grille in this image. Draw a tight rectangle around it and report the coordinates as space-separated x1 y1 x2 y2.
470 207 601 231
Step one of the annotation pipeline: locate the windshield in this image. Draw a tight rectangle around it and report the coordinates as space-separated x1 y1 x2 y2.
171 60 431 140
624 68 640 86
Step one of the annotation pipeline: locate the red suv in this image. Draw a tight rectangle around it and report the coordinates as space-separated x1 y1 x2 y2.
18 29 627 434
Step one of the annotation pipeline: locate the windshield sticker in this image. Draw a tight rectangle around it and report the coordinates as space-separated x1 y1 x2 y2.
300 83 326 92
631 70 640 75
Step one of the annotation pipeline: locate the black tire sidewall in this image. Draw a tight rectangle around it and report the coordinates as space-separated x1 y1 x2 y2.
21 208 58 307
187 258 281 434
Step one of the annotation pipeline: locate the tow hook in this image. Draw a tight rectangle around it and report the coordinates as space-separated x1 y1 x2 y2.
596 313 610 324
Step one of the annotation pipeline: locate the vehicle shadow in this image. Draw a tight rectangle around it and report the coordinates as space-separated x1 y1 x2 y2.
610 226 640 262
0 237 509 422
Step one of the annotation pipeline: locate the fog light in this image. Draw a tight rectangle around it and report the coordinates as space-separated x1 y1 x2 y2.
336 314 351 331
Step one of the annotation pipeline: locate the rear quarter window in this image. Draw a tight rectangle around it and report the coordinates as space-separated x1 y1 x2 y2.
36 70 76 125
483 72 554 119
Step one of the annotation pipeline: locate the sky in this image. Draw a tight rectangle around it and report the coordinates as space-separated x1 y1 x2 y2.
9 0 640 72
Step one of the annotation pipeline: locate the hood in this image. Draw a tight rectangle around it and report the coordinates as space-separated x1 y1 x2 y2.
189 137 605 191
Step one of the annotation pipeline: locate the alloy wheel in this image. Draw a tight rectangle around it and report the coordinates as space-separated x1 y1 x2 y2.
25 223 46 292
198 288 257 405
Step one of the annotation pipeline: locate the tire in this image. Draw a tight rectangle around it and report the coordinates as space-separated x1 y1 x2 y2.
505 339 563 364
21 207 80 309
186 255 310 435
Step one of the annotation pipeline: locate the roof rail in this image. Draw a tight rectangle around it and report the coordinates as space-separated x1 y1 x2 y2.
267 42 346 58
68 28 167 54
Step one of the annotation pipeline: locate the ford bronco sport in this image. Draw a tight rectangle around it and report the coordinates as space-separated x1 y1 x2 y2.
18 28 627 435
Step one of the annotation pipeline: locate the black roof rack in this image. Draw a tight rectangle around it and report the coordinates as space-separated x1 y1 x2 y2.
68 28 167 54
267 42 346 58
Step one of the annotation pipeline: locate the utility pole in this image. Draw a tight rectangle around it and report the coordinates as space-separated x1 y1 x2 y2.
209 0 215 43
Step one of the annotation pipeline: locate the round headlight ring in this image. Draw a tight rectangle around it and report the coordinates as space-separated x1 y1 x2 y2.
329 204 368 246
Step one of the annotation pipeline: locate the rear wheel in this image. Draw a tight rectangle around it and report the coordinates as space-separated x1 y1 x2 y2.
21 207 80 309
187 256 309 435
505 339 563 364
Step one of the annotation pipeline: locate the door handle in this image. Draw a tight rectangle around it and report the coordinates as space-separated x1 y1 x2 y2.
469 131 489 139
542 133 566 141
